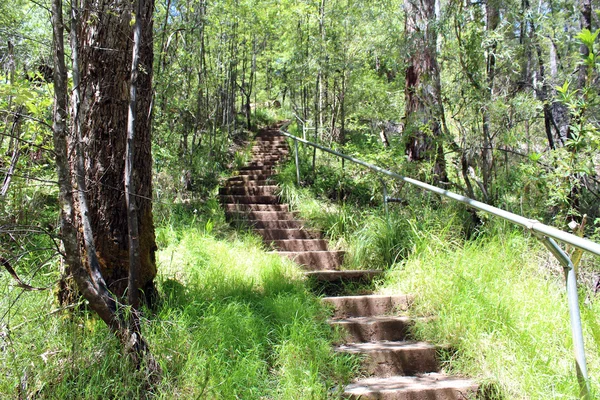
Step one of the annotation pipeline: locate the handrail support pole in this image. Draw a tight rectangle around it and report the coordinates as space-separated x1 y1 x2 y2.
538 235 590 400
379 178 389 221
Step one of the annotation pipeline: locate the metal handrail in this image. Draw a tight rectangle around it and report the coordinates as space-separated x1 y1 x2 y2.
279 127 597 399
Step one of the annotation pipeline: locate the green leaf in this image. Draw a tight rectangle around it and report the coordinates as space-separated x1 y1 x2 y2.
576 29 599 49
555 80 570 95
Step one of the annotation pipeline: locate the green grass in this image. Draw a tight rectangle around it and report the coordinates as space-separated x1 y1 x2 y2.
380 227 600 399
4 120 600 399
274 125 600 398
0 212 358 399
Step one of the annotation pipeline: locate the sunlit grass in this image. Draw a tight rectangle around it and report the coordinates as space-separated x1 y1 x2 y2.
380 229 600 399
0 215 358 399
274 137 600 398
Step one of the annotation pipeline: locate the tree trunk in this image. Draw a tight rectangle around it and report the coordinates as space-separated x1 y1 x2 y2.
1 108 24 197
480 0 499 202
403 0 447 185
70 0 157 302
578 0 592 89
125 0 145 310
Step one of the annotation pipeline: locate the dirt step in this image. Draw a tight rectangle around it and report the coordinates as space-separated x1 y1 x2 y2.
248 156 285 161
253 148 286 152
226 211 296 220
330 316 414 343
237 169 275 176
239 166 276 172
250 152 288 158
247 160 281 166
304 270 383 282
219 194 279 204
219 185 278 196
253 141 287 147
343 373 479 400
337 341 439 377
254 147 286 152
225 180 273 187
323 294 413 318
254 136 287 141
247 161 280 166
228 174 274 182
275 250 344 270
255 228 322 240
268 239 329 251
223 204 289 212
231 220 303 229
251 145 288 150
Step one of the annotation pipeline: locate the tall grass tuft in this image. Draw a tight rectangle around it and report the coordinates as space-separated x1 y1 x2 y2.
0 216 358 399
381 227 600 399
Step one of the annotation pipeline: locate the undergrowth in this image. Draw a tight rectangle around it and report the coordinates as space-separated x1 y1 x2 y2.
0 205 358 399
275 122 600 398
381 227 600 399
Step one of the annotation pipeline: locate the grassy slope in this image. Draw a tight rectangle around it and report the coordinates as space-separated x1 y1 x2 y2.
381 228 600 399
274 125 600 399
3 119 600 399
0 210 357 399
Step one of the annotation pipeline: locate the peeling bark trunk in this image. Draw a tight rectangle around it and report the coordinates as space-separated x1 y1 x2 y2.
548 38 570 146
53 0 160 378
403 0 447 185
70 0 157 302
126 0 145 310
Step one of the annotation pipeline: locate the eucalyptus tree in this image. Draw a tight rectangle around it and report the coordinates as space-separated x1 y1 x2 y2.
50 0 160 371
67 0 157 302
403 0 447 185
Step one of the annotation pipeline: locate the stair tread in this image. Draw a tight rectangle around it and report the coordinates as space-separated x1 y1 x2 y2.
268 239 329 251
223 204 288 210
255 228 322 240
323 294 411 302
219 196 279 204
345 373 478 396
337 341 436 352
277 250 345 270
322 294 413 318
304 270 382 281
274 249 344 253
330 315 413 323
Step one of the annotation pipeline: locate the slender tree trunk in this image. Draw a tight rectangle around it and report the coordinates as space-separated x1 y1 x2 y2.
318 0 326 132
480 0 499 202
527 4 559 151
126 0 144 310
547 39 569 146
578 0 592 89
0 41 16 151
0 108 23 197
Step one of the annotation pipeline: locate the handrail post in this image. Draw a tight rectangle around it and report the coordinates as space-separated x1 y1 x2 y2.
294 138 300 186
379 178 389 221
538 236 590 400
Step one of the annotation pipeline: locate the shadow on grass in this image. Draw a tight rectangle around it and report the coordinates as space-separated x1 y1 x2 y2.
146 232 360 399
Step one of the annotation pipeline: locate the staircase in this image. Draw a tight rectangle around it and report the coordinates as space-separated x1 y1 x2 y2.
220 125 479 399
